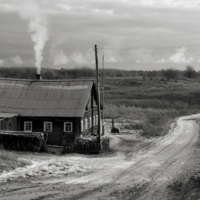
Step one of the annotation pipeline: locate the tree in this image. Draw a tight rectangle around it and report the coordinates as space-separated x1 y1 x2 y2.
43 71 54 79
163 68 178 81
184 65 196 78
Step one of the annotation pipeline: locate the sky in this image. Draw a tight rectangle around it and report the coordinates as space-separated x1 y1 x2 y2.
0 0 200 72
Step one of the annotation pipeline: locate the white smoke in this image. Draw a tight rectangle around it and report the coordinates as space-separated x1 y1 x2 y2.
17 0 48 74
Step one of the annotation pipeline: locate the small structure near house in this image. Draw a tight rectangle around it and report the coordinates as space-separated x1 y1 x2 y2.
0 78 103 153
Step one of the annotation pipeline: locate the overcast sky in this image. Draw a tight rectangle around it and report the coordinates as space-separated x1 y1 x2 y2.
0 0 200 71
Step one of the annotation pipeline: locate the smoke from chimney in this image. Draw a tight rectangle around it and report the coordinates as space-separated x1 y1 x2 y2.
18 0 49 74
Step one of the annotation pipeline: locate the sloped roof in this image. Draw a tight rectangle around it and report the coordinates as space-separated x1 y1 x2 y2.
0 78 95 117
0 113 19 118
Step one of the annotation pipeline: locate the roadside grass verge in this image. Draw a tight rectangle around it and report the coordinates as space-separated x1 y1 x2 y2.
104 104 195 137
0 150 31 173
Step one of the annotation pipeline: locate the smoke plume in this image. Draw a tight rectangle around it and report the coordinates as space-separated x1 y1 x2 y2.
18 0 48 74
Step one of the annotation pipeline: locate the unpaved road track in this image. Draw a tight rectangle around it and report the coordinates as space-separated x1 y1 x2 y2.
0 114 199 200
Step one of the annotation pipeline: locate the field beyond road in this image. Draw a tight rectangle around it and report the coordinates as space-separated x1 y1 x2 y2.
0 114 200 200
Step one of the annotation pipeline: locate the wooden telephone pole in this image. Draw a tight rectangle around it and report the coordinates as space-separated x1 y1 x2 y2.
95 44 102 151
102 53 105 135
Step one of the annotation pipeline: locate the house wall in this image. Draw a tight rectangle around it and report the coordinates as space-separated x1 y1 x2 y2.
20 117 80 145
0 117 17 131
80 85 100 137
81 109 98 137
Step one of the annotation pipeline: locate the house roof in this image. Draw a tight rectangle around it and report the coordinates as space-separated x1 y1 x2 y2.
0 113 19 118
0 78 95 117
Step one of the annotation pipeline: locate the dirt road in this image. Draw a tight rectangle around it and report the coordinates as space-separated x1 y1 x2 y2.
0 114 199 200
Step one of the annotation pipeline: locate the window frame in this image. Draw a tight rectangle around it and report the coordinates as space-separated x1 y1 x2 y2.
85 118 88 130
89 117 92 128
93 116 95 126
24 121 32 132
81 120 83 132
64 122 73 133
96 115 98 125
44 121 52 132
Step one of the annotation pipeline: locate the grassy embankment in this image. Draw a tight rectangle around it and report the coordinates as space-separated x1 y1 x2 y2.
103 77 200 137
0 150 30 173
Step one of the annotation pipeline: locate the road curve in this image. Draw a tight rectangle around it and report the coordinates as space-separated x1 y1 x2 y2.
0 114 199 200
62 115 199 200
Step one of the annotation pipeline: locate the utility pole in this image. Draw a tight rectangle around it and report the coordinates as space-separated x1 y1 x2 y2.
95 44 101 151
102 53 105 135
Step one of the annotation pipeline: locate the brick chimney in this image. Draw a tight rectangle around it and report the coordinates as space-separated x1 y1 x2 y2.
36 73 42 80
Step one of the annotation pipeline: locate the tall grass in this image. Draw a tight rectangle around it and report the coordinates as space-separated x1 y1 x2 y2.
103 78 200 137
104 104 182 137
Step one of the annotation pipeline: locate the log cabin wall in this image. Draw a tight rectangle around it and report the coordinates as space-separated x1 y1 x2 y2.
81 109 98 137
20 117 79 145
81 88 98 137
0 117 17 131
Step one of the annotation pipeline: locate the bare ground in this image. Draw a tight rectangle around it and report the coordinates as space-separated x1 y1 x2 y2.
0 114 200 200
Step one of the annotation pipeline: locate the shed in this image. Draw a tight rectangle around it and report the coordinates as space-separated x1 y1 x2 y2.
0 78 99 146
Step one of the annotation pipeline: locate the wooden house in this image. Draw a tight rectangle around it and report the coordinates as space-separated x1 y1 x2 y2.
0 78 99 146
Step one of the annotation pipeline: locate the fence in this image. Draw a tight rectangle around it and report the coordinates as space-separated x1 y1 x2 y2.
63 142 100 154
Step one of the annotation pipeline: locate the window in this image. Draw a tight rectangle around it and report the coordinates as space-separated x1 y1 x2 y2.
64 122 73 132
85 119 88 129
81 120 83 132
96 115 98 125
44 122 52 132
24 121 32 132
93 116 95 126
89 117 92 128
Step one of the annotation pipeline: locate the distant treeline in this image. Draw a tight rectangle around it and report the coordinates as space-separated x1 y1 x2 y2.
0 65 198 80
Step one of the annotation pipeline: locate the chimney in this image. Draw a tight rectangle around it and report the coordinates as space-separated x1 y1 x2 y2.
36 73 42 80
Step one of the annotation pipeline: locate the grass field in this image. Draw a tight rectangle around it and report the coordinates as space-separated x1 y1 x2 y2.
102 77 200 137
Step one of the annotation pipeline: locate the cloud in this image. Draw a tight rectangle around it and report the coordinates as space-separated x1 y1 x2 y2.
136 59 146 63
157 58 166 63
12 55 23 65
72 50 87 64
156 47 193 63
169 47 193 63
140 0 200 9
52 50 69 65
0 59 4 66
128 47 154 63
56 4 71 11
104 49 123 63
